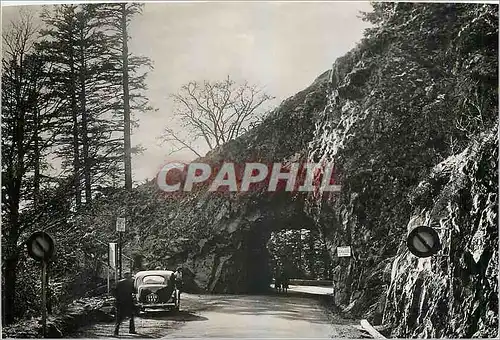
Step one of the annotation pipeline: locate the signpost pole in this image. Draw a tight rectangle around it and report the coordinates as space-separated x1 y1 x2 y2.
331 247 335 298
26 231 55 338
116 217 125 280
334 245 352 308
119 232 122 279
107 265 110 295
41 260 47 338
332 276 335 296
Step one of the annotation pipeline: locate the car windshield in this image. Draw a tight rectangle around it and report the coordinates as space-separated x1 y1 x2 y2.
141 275 166 284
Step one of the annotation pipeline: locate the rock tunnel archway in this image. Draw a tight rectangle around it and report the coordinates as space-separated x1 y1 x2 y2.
178 193 326 294
240 209 318 293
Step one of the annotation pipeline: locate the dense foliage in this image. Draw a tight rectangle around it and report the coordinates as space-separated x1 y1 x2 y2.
268 229 331 280
1 4 151 324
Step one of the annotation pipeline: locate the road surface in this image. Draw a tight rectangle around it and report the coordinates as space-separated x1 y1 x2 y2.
287 284 335 296
72 289 361 338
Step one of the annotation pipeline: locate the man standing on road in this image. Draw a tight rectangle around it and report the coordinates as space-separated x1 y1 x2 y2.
113 272 136 336
174 267 183 307
281 270 289 293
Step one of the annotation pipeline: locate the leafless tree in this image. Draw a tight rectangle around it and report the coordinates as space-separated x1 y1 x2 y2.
160 76 274 158
2 8 38 59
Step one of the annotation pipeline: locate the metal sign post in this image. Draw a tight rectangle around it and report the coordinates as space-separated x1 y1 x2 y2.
26 231 55 339
114 266 118 286
109 242 117 292
109 243 117 269
107 265 110 296
332 245 352 307
116 217 125 279
41 260 47 337
119 232 122 279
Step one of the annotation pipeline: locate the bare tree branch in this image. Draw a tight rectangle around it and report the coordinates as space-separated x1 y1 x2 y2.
159 127 203 158
160 76 274 157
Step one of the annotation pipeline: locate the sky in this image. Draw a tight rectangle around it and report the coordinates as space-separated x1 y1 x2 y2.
2 1 373 184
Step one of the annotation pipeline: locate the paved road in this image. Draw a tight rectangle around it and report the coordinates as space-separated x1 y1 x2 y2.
72 290 361 338
287 285 334 296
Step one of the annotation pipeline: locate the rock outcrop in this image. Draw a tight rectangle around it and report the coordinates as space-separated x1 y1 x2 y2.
382 130 498 338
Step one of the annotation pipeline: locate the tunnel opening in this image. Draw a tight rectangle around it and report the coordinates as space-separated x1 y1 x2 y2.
243 224 273 293
239 201 332 294
268 229 332 282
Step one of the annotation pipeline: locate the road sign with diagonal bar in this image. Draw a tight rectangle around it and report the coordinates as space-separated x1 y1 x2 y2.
27 231 55 262
407 225 441 258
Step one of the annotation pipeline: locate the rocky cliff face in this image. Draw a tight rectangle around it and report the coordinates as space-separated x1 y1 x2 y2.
139 2 498 338
300 3 498 337
383 131 498 338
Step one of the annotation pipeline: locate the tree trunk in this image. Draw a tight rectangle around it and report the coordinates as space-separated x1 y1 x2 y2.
121 3 132 191
2 58 26 325
33 105 40 209
79 27 91 204
3 188 22 325
3 254 20 325
4 183 21 325
69 47 81 208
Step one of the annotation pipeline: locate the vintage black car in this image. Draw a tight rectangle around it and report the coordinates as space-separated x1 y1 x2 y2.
133 270 180 312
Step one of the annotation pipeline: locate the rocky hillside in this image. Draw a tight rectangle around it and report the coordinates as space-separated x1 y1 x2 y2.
302 3 498 338
136 2 498 338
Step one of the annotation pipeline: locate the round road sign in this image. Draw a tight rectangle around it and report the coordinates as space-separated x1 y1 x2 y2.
26 231 55 262
406 226 441 258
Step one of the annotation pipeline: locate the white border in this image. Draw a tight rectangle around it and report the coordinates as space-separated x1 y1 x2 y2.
2 0 499 6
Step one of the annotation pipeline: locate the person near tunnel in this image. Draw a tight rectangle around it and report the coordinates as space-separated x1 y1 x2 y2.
275 274 282 293
281 270 290 293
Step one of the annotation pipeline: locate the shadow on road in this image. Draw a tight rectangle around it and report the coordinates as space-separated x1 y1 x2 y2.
141 310 208 322
70 311 207 338
70 290 356 338
188 290 337 325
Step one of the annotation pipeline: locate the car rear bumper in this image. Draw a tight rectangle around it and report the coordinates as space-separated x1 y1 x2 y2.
137 302 176 309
